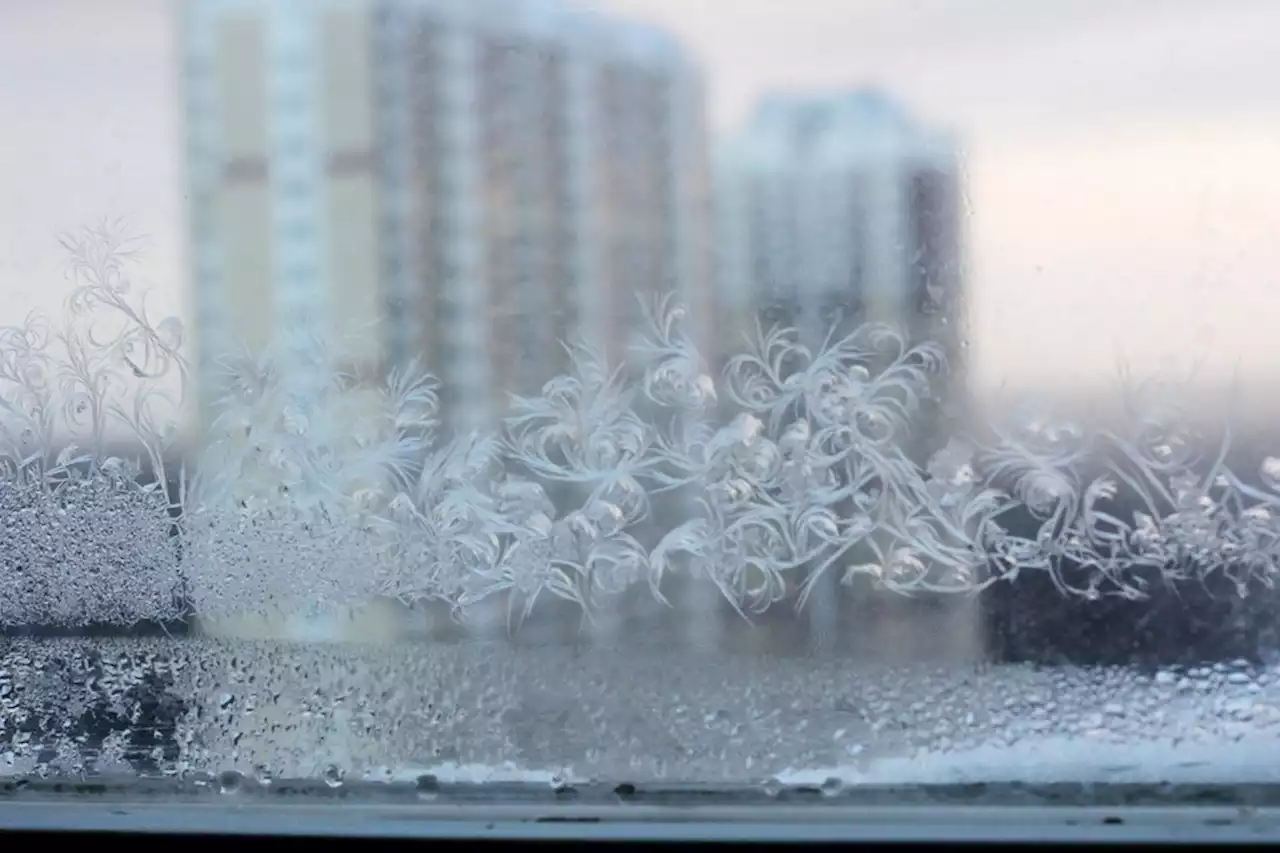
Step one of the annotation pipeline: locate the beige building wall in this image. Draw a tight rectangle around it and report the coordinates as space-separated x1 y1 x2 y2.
214 16 273 354
186 0 384 435
321 6 382 371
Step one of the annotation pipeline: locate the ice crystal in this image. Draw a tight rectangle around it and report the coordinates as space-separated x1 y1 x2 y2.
2 224 1280 631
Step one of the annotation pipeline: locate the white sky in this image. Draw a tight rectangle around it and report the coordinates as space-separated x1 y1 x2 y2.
2 0 1280 404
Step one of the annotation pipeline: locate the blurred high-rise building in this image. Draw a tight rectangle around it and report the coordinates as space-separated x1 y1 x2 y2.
181 0 713 434
715 91 966 648
714 91 964 369
182 0 385 427
375 0 712 430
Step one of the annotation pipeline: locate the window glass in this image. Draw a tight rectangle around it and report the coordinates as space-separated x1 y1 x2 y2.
2 0 1280 812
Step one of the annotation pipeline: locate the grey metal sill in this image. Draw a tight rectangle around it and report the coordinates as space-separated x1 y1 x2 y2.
2 801 1280 842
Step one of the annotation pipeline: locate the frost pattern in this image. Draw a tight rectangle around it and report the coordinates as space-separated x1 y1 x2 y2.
1 223 184 627
0 467 180 626
2 224 1280 629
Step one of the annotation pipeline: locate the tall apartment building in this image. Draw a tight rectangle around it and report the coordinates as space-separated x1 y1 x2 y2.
715 91 966 650
715 91 964 366
375 0 712 430
182 0 714 434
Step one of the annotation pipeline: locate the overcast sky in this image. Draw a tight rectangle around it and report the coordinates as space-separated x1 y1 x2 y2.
3 0 1280 406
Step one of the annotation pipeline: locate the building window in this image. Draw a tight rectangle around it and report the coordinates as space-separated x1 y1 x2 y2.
222 156 269 184
326 148 379 175
277 175 313 200
278 219 315 243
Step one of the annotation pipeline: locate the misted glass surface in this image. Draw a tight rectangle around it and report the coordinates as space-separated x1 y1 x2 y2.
3 0 1280 800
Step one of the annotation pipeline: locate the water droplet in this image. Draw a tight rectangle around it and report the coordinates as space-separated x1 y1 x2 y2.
820 776 844 798
1262 457 1280 491
322 764 345 788
415 773 440 801
704 708 731 725
762 777 783 798
253 765 273 787
218 770 243 794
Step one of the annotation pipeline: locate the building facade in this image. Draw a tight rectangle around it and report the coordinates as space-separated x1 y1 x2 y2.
182 0 714 435
182 0 384 427
714 91 964 367
374 0 713 430
714 91 967 649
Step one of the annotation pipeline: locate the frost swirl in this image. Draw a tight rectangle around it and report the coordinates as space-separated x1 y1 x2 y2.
2 225 1278 630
